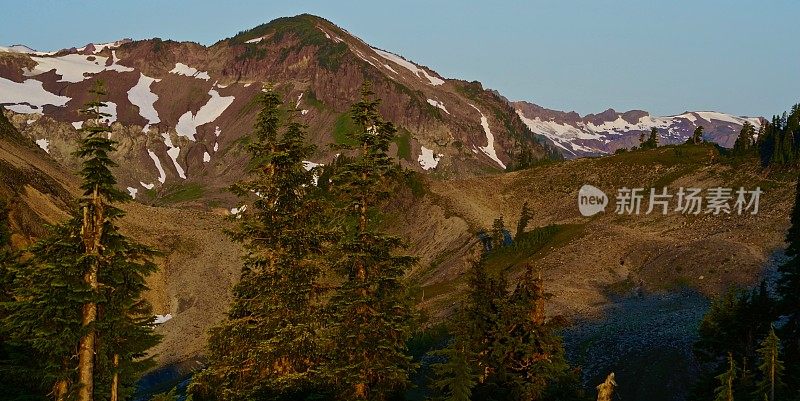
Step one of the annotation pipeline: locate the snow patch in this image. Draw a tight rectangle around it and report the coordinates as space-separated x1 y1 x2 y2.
175 89 234 140
245 36 266 44
230 205 247 217
72 121 83 129
426 99 449 114
105 50 133 72
153 314 172 324
140 182 155 190
0 77 71 114
35 138 50 153
147 150 167 184
127 73 161 130
169 63 210 80
99 101 117 125
417 146 443 170
372 48 444 85
127 187 138 199
203 151 211 163
470 104 505 169
161 133 186 179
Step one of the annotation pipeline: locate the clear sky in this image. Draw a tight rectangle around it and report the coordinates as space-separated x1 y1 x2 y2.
2 0 798 117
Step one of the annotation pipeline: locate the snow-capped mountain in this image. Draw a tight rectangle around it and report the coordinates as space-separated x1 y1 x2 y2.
0 14 552 202
514 101 763 157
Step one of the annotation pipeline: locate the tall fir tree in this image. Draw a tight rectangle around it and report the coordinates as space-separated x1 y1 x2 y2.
190 88 332 400
4 81 159 401
322 83 417 400
754 326 785 401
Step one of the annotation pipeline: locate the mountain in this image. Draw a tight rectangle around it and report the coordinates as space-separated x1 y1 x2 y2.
0 14 554 210
514 100 763 157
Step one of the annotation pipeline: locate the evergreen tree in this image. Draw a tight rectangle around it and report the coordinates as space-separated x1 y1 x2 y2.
754 326 785 401
322 83 417 400
4 81 159 401
434 259 582 401
190 88 332 400
690 126 704 145
758 121 776 166
0 201 49 400
777 176 800 387
491 217 507 249
642 127 659 149
733 121 756 155
713 354 737 401
429 338 478 401
515 202 533 240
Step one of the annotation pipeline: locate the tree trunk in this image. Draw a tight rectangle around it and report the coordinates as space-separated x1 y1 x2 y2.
78 186 103 401
110 354 119 401
769 351 775 401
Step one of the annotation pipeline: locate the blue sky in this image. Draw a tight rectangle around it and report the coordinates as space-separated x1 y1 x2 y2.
2 0 798 117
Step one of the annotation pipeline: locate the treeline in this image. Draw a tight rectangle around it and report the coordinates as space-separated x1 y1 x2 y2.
0 82 159 401
690 178 800 401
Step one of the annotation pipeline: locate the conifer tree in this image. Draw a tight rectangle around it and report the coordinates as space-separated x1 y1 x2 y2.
491 217 507 249
4 81 159 401
714 353 737 401
733 121 756 155
777 176 800 386
691 126 704 145
430 338 477 401
515 202 533 240
645 127 659 149
190 87 331 400
322 83 417 400
755 326 785 401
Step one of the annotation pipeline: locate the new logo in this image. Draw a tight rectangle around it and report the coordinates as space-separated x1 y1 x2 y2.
578 184 608 216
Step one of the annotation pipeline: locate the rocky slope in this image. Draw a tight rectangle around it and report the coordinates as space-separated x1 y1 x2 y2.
0 14 554 211
514 100 763 157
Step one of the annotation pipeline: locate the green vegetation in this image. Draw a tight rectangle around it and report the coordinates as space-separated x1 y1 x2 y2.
229 14 350 69
332 111 357 145
483 224 583 276
394 127 413 161
155 182 204 205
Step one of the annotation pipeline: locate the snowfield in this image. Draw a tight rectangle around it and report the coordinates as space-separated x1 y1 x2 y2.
127 73 161 130
373 48 444 86
175 89 235 140
417 146 442 170
470 104 505 169
25 54 109 83
0 77 71 114
169 63 210 80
